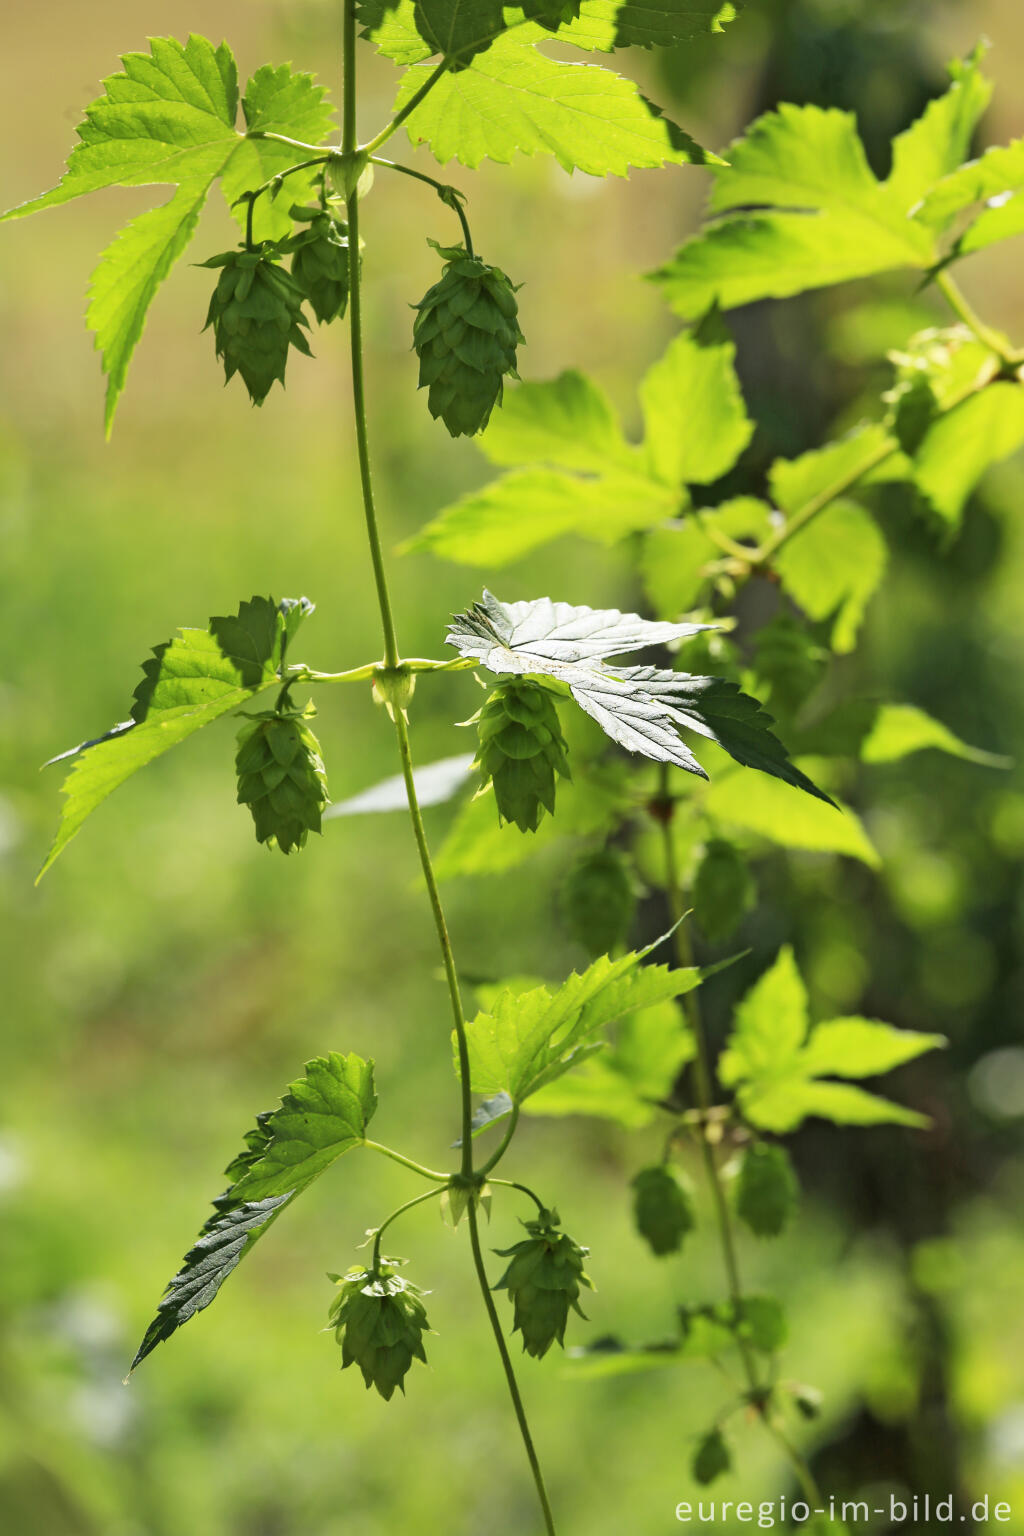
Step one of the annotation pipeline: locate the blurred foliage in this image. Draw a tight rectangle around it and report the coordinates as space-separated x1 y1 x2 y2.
1 0 1023 1532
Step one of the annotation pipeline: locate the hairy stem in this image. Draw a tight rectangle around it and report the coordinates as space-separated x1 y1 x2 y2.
487 1177 548 1214
340 10 556 1528
655 765 824 1503
362 60 452 156
369 157 474 253
372 1187 444 1268
466 1201 558 1536
364 1141 450 1182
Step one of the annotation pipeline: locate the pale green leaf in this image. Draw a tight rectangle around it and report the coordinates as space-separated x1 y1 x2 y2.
860 703 1009 768
741 1079 927 1134
478 371 636 475
460 946 699 1104
800 1018 946 1079
526 998 694 1126
397 29 714 177
326 754 475 817
222 63 337 241
916 136 1024 248
887 45 992 213
718 946 808 1088
639 322 752 486
2 36 239 220
653 103 935 316
912 383 1024 524
88 182 210 435
131 1051 375 1370
775 498 887 654
703 765 880 866
41 595 301 877
406 466 675 565
769 423 898 515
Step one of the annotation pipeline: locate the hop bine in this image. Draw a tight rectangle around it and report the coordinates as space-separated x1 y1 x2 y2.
235 704 328 854
412 241 523 437
328 1258 430 1400
493 1208 592 1358
473 680 570 832
201 245 312 405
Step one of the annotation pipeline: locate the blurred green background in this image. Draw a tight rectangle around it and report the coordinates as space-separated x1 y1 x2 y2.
1 1 1023 1532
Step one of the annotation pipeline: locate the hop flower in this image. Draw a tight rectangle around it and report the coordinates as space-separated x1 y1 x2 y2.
560 847 635 956
473 680 570 832
328 1258 430 1400
631 1165 696 1257
235 705 328 854
734 1142 799 1238
288 209 351 325
412 241 523 437
493 1209 592 1358
201 246 312 405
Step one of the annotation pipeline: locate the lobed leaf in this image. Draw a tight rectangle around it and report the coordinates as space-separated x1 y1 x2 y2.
638 318 752 487
40 595 308 877
526 998 694 1127
703 766 879 866
775 498 887 654
910 384 1024 525
131 1052 376 1370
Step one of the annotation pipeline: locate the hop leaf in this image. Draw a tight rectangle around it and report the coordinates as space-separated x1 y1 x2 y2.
692 1427 731 1485
519 0 583 28
328 1257 430 1400
473 680 570 832
413 241 523 437
235 704 329 853
631 1165 696 1257
202 245 312 404
693 839 755 943
559 847 636 956
288 209 351 324
734 1143 799 1238
493 1209 592 1358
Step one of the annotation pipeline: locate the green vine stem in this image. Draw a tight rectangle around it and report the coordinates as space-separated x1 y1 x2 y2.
369 157 474 253
487 1176 548 1214
371 1188 444 1268
466 1200 558 1536
361 60 452 156
655 764 825 1503
935 268 1021 365
340 5 557 1527
363 1141 450 1182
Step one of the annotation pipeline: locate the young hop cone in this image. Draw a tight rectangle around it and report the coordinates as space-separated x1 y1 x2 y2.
412 241 524 437
631 1165 696 1257
560 847 636 957
201 245 312 405
235 704 329 854
493 1209 592 1358
473 680 570 832
288 207 351 325
734 1142 799 1238
328 1259 430 1401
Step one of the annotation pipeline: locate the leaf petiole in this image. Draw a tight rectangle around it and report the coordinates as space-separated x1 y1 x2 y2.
363 1140 450 1182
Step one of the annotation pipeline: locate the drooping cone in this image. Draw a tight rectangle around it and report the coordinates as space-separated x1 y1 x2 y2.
560 847 635 956
235 705 328 854
412 241 523 437
473 680 570 832
328 1259 430 1400
734 1142 799 1238
201 246 312 405
493 1209 592 1358
631 1165 696 1257
288 209 351 325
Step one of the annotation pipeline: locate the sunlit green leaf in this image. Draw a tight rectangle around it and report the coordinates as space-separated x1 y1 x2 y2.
911 384 1024 524
775 498 887 654
703 765 879 866
639 319 752 486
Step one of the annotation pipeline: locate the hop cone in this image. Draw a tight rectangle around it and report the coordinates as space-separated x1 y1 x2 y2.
328 1259 430 1400
560 847 635 956
474 681 570 832
493 1209 592 1358
289 210 351 325
412 241 523 437
734 1142 799 1238
201 246 312 405
235 706 328 854
631 1165 696 1257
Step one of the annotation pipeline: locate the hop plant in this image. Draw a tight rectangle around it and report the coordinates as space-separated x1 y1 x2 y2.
288 207 351 325
631 1165 696 1257
201 245 312 405
493 1209 592 1358
328 1258 430 1400
473 680 570 832
560 847 636 957
412 241 523 437
235 704 329 854
520 0 583 26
